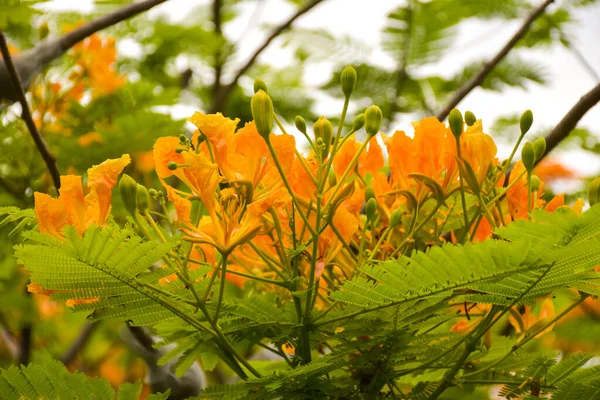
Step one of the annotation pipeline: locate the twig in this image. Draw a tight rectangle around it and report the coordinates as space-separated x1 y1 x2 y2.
436 0 554 121
0 313 19 360
60 322 99 365
0 31 61 190
58 0 169 51
213 0 223 96
539 82 600 163
210 0 326 112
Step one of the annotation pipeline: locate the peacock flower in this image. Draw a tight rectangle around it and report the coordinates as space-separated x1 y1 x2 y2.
459 120 498 183
509 298 556 339
34 155 130 238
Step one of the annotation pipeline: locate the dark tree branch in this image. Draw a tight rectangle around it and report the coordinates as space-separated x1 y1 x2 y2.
60 322 99 365
213 0 223 97
0 0 168 102
436 0 554 121
58 0 168 51
210 0 326 112
0 31 61 190
538 82 600 164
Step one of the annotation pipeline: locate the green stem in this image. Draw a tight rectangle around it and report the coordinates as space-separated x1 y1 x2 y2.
455 137 470 243
214 252 229 321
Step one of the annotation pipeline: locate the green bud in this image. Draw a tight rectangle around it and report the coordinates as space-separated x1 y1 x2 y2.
365 187 375 202
167 161 178 171
148 188 158 198
314 116 333 160
520 109 533 136
365 198 378 220
137 184 150 214
119 174 138 216
175 148 185 154
533 137 546 161
328 170 337 188
178 134 188 144
448 109 464 139
352 113 365 132
251 90 274 139
364 105 382 137
521 142 535 173
529 175 541 192
464 111 476 127
389 209 402 228
588 177 600 206
38 21 49 40
253 78 268 94
295 115 307 134
340 65 357 98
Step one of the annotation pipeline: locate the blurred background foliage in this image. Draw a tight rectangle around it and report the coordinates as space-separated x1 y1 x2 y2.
0 0 598 394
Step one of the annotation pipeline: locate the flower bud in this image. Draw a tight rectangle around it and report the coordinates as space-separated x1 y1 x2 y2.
365 198 377 220
314 116 333 160
529 175 541 192
254 78 268 94
340 65 357 98
588 177 600 206
178 134 188 144
295 115 307 135
148 188 159 198
533 137 546 161
465 111 476 127
119 174 138 216
167 161 178 171
352 113 365 132
137 184 150 214
364 105 382 137
521 142 535 173
520 109 533 136
365 187 375 202
448 109 463 139
251 90 274 139
389 209 402 228
38 22 49 40
328 170 337 187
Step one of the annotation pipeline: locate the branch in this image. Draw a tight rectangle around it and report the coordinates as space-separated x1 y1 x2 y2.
538 82 600 163
60 322 99 365
0 31 61 190
0 0 168 102
436 0 554 121
212 0 223 96
210 0 326 112
58 0 168 51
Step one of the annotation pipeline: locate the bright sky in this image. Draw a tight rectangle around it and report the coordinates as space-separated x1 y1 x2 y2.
40 0 600 180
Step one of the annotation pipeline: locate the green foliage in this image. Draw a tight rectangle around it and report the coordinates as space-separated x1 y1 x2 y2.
0 353 171 399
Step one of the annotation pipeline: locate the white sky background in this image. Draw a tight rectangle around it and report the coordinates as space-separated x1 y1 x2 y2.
40 0 600 179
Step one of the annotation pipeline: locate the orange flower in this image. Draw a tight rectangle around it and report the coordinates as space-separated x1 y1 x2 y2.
34 155 130 238
534 159 575 183
509 298 555 338
77 131 103 147
460 120 498 183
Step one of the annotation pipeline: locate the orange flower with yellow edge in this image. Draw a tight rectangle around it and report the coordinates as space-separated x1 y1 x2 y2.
34 155 130 238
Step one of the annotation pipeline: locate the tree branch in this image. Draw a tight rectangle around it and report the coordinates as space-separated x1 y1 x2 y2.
60 322 99 366
0 0 168 102
0 31 61 190
538 82 600 163
436 0 554 121
212 0 223 97
210 0 326 112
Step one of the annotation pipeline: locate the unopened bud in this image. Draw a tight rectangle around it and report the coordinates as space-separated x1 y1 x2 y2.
352 113 365 132
175 148 185 154
253 78 268 94
465 111 476 127
167 161 178 171
340 65 357 98
533 137 546 161
365 198 377 220
328 170 337 187
148 188 158 198
389 209 402 228
251 90 274 139
178 134 188 144
364 105 382 137
448 109 463 139
529 175 541 192
521 142 535 173
119 174 138 216
314 116 333 160
137 184 150 213
365 187 375 202
295 115 307 135
588 177 600 206
520 109 533 136
38 22 49 40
